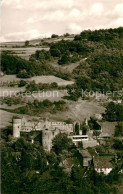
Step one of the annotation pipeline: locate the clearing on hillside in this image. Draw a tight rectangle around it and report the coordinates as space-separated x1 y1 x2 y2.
1 47 49 60
1 75 74 87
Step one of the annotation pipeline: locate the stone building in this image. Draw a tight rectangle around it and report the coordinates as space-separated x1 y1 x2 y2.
13 117 100 151
13 117 74 151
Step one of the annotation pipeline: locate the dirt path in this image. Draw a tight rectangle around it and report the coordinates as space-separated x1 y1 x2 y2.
62 58 87 73
50 58 87 73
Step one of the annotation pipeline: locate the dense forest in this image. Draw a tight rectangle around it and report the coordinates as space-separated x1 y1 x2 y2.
1 128 123 194
1 53 71 80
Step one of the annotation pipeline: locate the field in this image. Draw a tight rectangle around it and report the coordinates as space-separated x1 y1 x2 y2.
1 36 74 47
23 89 68 102
1 75 22 83
1 75 74 87
29 75 74 86
0 109 40 128
1 36 74 60
35 99 106 122
0 109 19 128
1 89 68 103
0 86 25 97
1 47 49 60
0 99 105 128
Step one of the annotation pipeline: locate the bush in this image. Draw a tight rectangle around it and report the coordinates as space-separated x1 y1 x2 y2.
58 55 70 65
113 139 123 150
88 117 101 130
103 102 123 122
51 34 59 38
114 123 123 137
50 48 61 57
18 80 27 87
50 82 58 88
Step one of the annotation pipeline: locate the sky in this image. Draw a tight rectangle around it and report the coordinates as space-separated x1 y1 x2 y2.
1 0 123 42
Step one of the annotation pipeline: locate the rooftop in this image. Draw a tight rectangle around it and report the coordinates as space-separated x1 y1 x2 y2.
94 156 113 169
79 149 92 158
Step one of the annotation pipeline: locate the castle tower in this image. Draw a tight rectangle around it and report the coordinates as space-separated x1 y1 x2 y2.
13 119 22 138
42 129 53 151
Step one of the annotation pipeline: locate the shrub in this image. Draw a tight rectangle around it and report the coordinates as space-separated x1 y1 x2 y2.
18 80 27 87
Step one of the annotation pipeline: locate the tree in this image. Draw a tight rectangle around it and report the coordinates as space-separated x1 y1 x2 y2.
78 141 83 148
74 35 82 41
47 151 58 166
64 33 70 37
93 131 100 138
52 133 73 154
114 123 123 137
50 48 61 57
113 139 123 150
18 80 27 87
88 117 101 130
82 126 87 135
103 102 123 122
25 40 29 47
51 34 59 38
50 82 58 88
58 54 70 65
75 123 80 135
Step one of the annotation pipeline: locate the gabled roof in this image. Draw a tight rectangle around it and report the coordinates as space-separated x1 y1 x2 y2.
94 156 113 169
79 149 92 158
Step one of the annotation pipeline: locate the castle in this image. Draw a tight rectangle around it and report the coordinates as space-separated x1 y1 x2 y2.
13 117 98 151
12 117 117 175
13 117 74 151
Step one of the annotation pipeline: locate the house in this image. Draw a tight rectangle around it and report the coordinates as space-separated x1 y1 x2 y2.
78 149 92 167
93 156 113 175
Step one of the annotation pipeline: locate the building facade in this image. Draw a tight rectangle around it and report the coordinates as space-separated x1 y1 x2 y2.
13 117 74 151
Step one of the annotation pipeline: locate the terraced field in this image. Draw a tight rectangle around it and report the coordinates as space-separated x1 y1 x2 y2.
1 47 49 60
1 75 74 87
